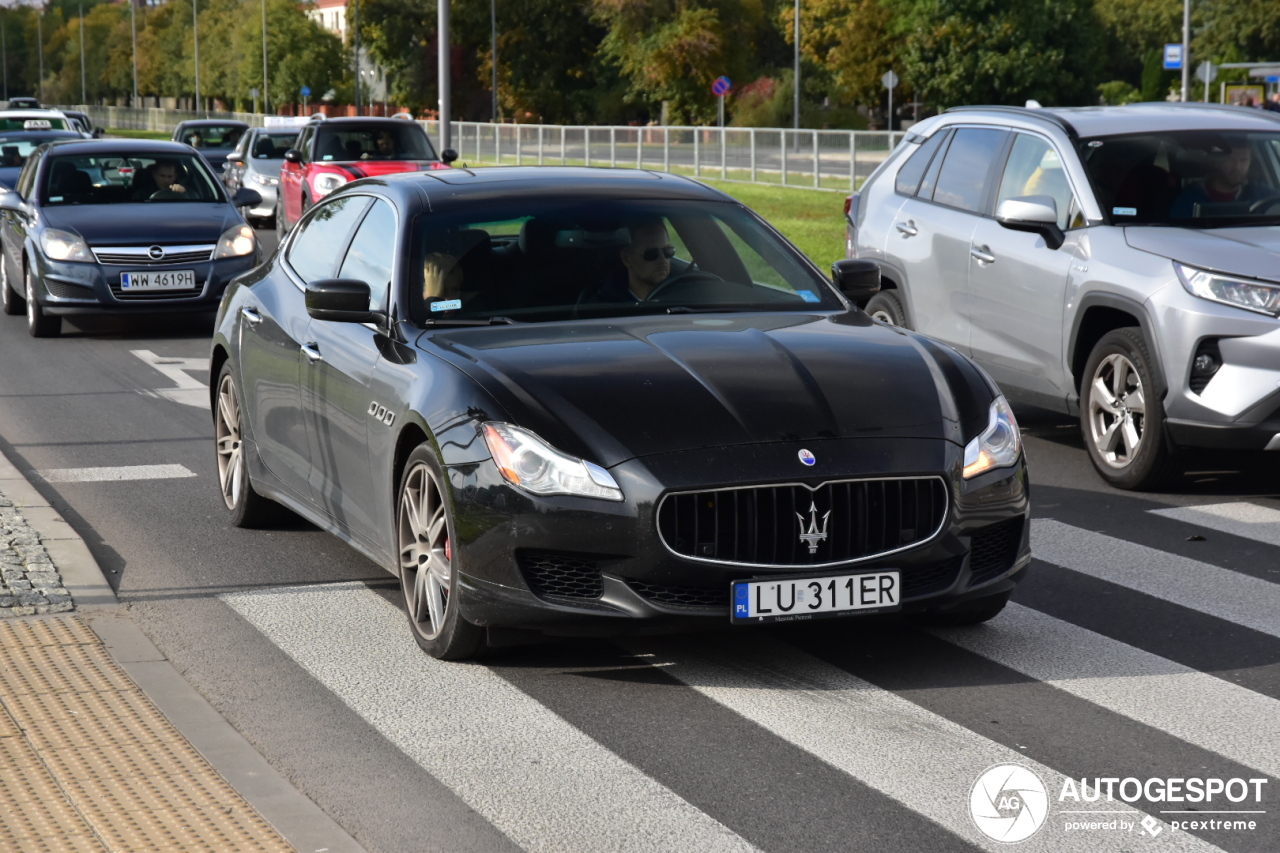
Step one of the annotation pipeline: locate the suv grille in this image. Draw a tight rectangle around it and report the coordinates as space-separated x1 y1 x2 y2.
657 477 948 568
968 518 1024 586
92 245 214 266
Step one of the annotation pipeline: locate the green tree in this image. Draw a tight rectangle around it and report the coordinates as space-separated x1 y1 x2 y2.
781 0 895 110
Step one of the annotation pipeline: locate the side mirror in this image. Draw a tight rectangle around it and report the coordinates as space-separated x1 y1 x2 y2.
831 258 881 302
0 191 24 213
441 148 458 164
996 195 1065 250
93 127 105 138
226 154 244 165
306 279 374 323
283 149 302 164
232 188 262 208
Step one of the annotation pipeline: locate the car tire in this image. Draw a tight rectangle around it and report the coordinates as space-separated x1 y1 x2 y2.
214 363 289 527
1 254 24 315
397 445 487 661
25 264 60 338
1080 327 1177 491
275 200 290 236
910 591 1010 627
864 291 908 328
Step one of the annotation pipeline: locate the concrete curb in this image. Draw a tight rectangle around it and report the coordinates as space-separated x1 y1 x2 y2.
0 446 367 853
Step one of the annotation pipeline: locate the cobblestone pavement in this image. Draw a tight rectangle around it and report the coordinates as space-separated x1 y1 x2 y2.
0 486 73 617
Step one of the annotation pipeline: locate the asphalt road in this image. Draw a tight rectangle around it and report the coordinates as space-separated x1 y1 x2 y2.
0 226 1277 852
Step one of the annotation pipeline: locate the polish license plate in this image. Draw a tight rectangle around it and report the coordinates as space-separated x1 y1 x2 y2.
731 571 901 624
120 270 196 291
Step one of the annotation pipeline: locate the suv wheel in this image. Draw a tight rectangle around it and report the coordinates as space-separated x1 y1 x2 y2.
864 291 908 328
1080 328 1176 490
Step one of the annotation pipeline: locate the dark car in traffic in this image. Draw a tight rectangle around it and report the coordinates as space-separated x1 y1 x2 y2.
0 139 261 337
0 130 83 189
211 167 1030 660
172 119 250 173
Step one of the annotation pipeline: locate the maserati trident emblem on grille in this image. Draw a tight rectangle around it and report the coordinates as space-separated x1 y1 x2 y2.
148 246 165 260
796 502 830 554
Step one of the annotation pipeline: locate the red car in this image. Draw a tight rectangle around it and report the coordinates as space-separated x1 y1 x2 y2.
277 116 456 232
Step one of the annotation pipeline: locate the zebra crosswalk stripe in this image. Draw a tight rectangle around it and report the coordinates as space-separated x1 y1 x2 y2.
1148 502 1280 549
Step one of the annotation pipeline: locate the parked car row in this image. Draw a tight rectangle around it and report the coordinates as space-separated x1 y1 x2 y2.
845 102 1280 490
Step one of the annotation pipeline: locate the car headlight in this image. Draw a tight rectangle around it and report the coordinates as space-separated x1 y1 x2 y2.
251 173 279 187
40 228 92 262
1176 262 1280 317
962 396 1021 479
482 423 623 501
214 225 256 259
312 173 348 197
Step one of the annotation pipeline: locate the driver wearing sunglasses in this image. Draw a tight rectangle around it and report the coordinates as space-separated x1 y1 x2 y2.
588 218 677 303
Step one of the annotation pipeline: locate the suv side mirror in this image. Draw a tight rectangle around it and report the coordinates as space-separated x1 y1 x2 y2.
831 258 881 301
996 195 1065 250
441 148 459 164
283 149 303 164
306 279 375 323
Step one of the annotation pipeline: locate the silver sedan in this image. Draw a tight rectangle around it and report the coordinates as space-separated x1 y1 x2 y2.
222 127 301 226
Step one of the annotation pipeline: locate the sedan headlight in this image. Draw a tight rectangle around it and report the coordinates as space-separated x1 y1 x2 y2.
251 173 279 187
40 228 92 262
312 173 348 197
482 423 623 501
214 225 256 259
962 397 1021 479
1176 262 1280 317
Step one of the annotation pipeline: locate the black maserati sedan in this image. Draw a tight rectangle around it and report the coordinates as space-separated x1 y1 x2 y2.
0 139 261 336
211 167 1030 660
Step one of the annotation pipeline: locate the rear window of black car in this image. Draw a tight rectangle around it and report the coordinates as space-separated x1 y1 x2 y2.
407 198 841 325
41 153 223 205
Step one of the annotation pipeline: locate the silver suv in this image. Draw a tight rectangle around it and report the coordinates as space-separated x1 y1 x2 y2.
847 103 1280 490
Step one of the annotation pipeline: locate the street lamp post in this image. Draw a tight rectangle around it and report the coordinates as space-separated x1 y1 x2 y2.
131 0 138 106
792 0 799 130
1181 0 1190 102
79 5 86 105
439 0 450 151
353 0 360 113
491 0 497 122
262 0 269 114
37 13 43 105
2 18 7 103
193 0 201 113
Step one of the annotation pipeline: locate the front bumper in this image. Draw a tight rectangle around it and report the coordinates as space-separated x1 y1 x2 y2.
447 438 1031 636
33 252 258 315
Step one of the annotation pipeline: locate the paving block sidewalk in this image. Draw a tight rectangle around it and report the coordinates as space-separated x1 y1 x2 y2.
0 494 74 616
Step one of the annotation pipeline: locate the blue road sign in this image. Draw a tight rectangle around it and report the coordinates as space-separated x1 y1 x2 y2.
1268 76 1280 84
300 86 312 97
1163 44 1184 70
711 76 731 97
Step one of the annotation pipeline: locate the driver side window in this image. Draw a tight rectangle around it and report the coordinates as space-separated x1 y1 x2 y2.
997 134 1081 229
286 196 371 283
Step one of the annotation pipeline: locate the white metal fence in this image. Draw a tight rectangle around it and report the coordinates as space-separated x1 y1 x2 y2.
67 106 905 192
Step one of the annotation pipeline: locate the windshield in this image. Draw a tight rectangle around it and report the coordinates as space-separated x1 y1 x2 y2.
41 153 224 205
315 124 437 162
1080 129 1280 226
179 125 245 149
407 198 840 325
252 132 300 159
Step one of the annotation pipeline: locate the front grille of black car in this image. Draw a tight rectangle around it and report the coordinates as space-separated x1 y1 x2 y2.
92 245 215 266
518 551 603 600
968 518 1025 587
657 477 948 568
44 279 94 299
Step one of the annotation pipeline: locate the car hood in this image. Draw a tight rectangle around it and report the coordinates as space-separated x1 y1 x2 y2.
421 313 996 467
1125 225 1280 281
41 203 239 245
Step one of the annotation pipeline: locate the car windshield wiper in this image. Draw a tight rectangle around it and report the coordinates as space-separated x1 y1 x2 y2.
422 315 519 327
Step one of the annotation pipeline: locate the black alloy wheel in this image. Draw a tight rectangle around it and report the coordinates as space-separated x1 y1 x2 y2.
25 264 60 338
397 445 486 660
864 291 908 328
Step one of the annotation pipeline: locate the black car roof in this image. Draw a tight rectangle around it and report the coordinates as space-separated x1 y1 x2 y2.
351 167 734 205
175 119 250 129
42 139 203 156
312 116 423 126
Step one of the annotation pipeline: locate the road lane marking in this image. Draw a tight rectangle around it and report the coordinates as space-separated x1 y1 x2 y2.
1148 502 1280 548
40 464 197 483
643 633 1222 852
932 603 1280 780
131 349 210 409
222 582 756 853
1032 519 1280 639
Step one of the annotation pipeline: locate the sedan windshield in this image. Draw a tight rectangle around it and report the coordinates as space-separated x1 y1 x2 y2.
179 125 245 149
1080 129 1280 226
41 153 223 205
408 198 840 324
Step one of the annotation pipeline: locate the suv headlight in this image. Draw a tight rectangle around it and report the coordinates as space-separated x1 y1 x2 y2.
962 397 1021 479
1176 262 1280 317
482 423 623 501
40 228 92 262
214 225 255 259
312 173 348 197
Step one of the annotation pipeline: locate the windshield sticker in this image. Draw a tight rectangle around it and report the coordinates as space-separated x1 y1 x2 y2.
430 299 462 312
1112 207 1137 216
49 196 63 202
797 290 821 303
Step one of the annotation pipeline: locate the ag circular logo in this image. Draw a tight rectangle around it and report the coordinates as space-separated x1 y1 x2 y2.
969 764 1048 843
798 449 816 466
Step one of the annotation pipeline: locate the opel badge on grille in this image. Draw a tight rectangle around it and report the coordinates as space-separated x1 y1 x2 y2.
797 502 830 554
148 245 165 260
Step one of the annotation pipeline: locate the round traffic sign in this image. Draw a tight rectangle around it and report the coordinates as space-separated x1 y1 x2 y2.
300 86 312 97
881 70 899 90
711 76 731 97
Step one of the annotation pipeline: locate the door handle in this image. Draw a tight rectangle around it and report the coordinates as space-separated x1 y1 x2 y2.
301 342 323 363
970 245 996 264
895 220 919 237
240 307 262 326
